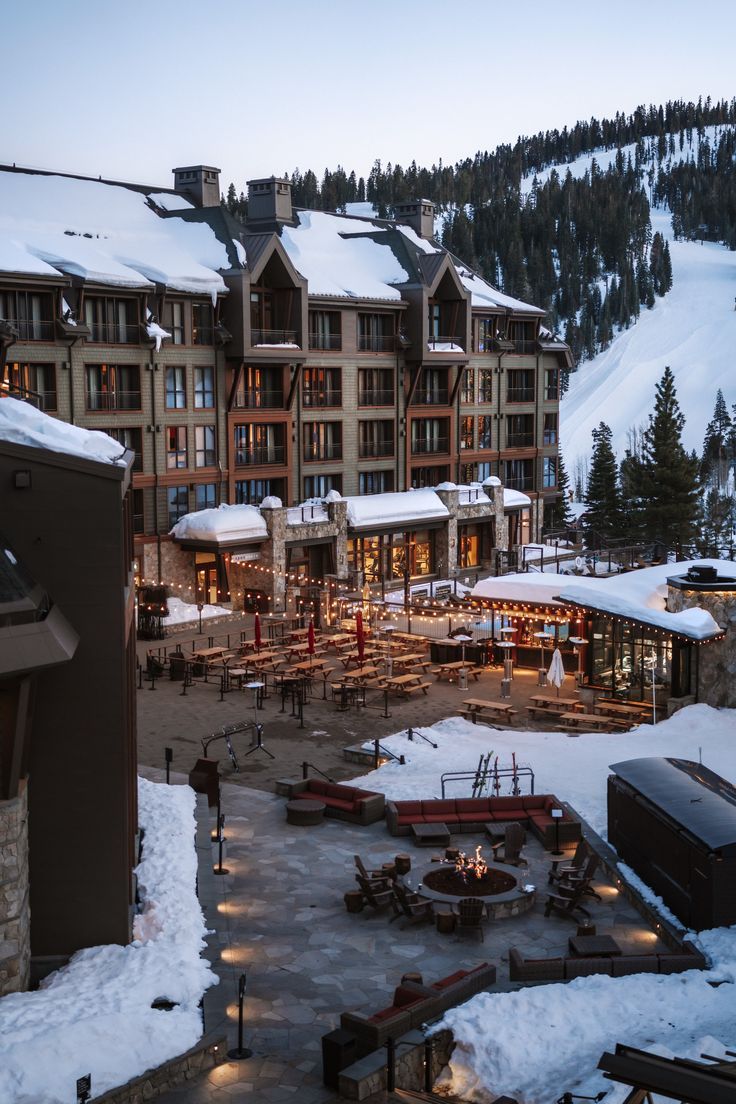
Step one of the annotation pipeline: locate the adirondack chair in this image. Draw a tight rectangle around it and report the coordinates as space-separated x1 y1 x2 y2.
557 853 602 901
547 839 590 885
491 822 528 867
355 874 394 911
452 897 485 941
544 880 592 922
354 854 391 886
390 881 434 927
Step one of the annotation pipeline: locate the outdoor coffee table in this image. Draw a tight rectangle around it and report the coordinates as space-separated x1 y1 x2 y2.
286 799 326 826
411 822 451 847
485 820 527 843
568 934 621 957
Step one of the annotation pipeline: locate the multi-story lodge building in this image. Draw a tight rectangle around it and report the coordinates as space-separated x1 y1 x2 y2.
0 163 571 607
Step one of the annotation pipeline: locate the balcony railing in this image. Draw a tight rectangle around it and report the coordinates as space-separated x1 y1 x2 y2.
543 432 558 446
506 389 535 403
358 334 395 352
511 340 538 355
86 390 142 411
427 336 464 352
2 319 55 341
251 328 298 346
413 389 449 406
308 332 342 351
302 390 342 408
506 433 535 448
193 327 214 346
304 442 343 462
504 474 534 491
233 389 284 409
411 436 448 455
358 389 394 406
234 445 285 466
86 322 139 344
359 440 394 458
478 437 493 450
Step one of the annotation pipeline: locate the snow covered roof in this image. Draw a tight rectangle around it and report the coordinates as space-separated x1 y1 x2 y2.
170 503 267 544
455 267 543 314
503 489 532 509
345 489 449 530
0 396 130 467
471 559 727 641
0 169 235 299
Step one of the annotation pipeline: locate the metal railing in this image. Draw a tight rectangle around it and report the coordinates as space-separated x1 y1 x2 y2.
427 336 464 351
506 433 535 448
358 334 395 352
86 390 142 411
192 327 214 345
511 339 538 354
2 318 55 341
308 332 342 351
441 763 535 798
503 474 534 491
359 440 394 458
411 436 448 455
506 389 535 403
232 389 284 409
413 389 449 405
234 445 285 466
251 328 298 346
86 322 139 344
358 389 394 406
286 504 328 524
302 390 342 408
303 442 342 461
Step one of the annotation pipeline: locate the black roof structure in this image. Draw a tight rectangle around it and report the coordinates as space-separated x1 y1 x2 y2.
599 1043 736 1104
609 757 736 851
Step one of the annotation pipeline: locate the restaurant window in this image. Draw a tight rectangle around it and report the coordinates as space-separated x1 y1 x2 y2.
347 530 433 583
165 366 186 409
461 368 474 403
460 415 474 450
543 456 558 488
543 412 558 446
85 296 138 343
195 424 216 468
85 364 141 411
192 302 213 345
302 366 341 408
167 486 189 527
194 365 214 408
359 470 394 494
591 618 672 700
304 473 342 499
0 289 54 341
162 300 184 344
166 426 187 469
195 483 217 510
2 362 56 410
459 524 482 568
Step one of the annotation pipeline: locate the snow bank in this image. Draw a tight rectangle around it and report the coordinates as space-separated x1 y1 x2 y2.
163 596 230 625
0 778 216 1104
503 488 532 509
0 395 128 466
170 502 267 542
345 489 449 529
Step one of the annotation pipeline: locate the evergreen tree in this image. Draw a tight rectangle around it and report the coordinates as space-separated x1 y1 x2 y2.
698 488 734 556
638 366 700 551
700 389 732 488
584 422 624 545
547 449 574 529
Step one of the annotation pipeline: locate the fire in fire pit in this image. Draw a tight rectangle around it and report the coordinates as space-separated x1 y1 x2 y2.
448 845 488 882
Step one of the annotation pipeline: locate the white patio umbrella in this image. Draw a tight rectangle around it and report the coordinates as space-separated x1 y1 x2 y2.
547 647 567 697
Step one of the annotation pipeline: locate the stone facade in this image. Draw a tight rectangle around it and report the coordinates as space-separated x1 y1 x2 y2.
667 585 736 708
0 783 30 995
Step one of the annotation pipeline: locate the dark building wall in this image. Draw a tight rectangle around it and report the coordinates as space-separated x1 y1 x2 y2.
0 440 136 957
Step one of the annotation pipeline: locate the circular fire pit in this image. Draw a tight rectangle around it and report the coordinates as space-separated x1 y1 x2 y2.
405 859 535 920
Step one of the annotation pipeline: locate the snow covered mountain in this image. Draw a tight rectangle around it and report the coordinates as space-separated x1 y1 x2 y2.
549 128 736 476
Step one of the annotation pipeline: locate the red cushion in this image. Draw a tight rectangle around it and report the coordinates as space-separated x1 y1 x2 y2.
432 970 468 989
422 800 457 815
307 779 328 795
522 795 546 810
370 1006 407 1023
458 813 486 823
325 783 354 800
323 798 356 811
394 985 424 1007
455 799 488 813
491 808 526 822
491 796 527 812
397 815 422 826
424 814 459 824
396 801 422 816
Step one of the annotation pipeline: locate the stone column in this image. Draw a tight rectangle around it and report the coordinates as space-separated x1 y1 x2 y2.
327 499 349 579
261 504 287 612
0 783 30 995
434 488 459 577
667 586 735 708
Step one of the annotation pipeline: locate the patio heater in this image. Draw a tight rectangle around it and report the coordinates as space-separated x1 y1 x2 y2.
382 623 397 679
533 630 554 687
496 639 515 698
454 633 473 691
569 636 588 685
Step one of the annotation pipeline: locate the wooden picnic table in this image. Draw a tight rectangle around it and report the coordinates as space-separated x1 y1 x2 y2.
245 648 286 666
289 657 331 674
385 671 431 697
461 698 518 723
191 645 229 660
340 648 378 670
322 633 353 652
529 694 582 709
287 627 312 641
595 701 648 718
559 712 624 731
341 665 379 684
391 652 426 668
434 661 482 683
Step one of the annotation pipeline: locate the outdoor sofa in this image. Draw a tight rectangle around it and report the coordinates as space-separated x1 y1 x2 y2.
281 777 385 825
386 794 581 849
509 940 707 982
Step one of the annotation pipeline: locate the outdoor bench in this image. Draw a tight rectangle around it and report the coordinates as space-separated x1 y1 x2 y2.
386 794 581 849
509 940 706 983
281 777 385 825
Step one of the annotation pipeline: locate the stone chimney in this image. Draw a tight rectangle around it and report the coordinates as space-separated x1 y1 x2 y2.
394 199 436 240
246 177 295 230
172 165 221 208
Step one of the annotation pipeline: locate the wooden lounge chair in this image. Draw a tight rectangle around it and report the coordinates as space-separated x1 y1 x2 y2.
544 881 591 923
452 897 485 941
355 875 394 911
557 854 602 901
390 881 434 928
354 855 390 885
490 822 527 867
548 839 589 885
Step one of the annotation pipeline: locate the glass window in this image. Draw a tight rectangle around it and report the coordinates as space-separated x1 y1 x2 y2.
194 366 214 408
302 366 341 408
358 368 394 406
167 486 189 527
304 473 342 499
165 366 186 409
192 302 213 345
359 471 394 494
460 415 474 450
506 369 535 403
163 301 184 344
359 420 393 458
478 415 493 449
2 362 56 410
0 290 54 340
543 412 558 446
543 456 558 488
85 364 141 411
461 368 474 403
545 368 559 401
195 425 215 467
166 426 187 469
303 421 342 462
479 369 493 403
235 478 284 505
308 310 342 351
195 483 216 510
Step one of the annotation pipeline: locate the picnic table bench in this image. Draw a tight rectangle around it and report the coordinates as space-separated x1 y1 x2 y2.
287 657 331 675
434 661 483 683
339 648 379 669
594 701 648 723
557 712 629 732
385 672 431 697
527 695 584 720
460 698 519 724
340 665 380 685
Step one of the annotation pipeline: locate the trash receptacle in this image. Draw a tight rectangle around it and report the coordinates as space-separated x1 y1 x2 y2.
322 1028 357 1088
169 651 186 681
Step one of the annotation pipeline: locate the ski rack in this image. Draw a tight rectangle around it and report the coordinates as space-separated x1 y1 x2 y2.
441 763 535 798
201 721 253 772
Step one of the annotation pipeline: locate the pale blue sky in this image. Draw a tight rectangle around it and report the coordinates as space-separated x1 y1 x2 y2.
5 0 735 193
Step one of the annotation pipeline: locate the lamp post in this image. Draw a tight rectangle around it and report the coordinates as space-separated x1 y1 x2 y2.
550 807 564 857
454 633 473 691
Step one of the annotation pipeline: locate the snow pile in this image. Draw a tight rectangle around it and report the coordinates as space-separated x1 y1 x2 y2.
345 489 449 529
345 704 736 1104
163 597 230 625
0 778 216 1104
0 395 129 466
281 209 410 299
503 488 532 508
0 170 233 300
146 321 171 352
170 502 267 542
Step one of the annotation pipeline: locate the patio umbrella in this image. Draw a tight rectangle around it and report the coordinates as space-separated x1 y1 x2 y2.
547 647 566 697
355 608 365 664
308 617 315 663
254 611 262 652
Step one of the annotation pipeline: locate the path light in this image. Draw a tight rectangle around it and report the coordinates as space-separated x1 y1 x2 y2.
164 746 173 784
227 974 253 1060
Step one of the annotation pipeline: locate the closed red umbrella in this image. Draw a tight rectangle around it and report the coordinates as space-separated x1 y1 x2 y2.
356 608 365 663
254 611 262 652
307 617 315 659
